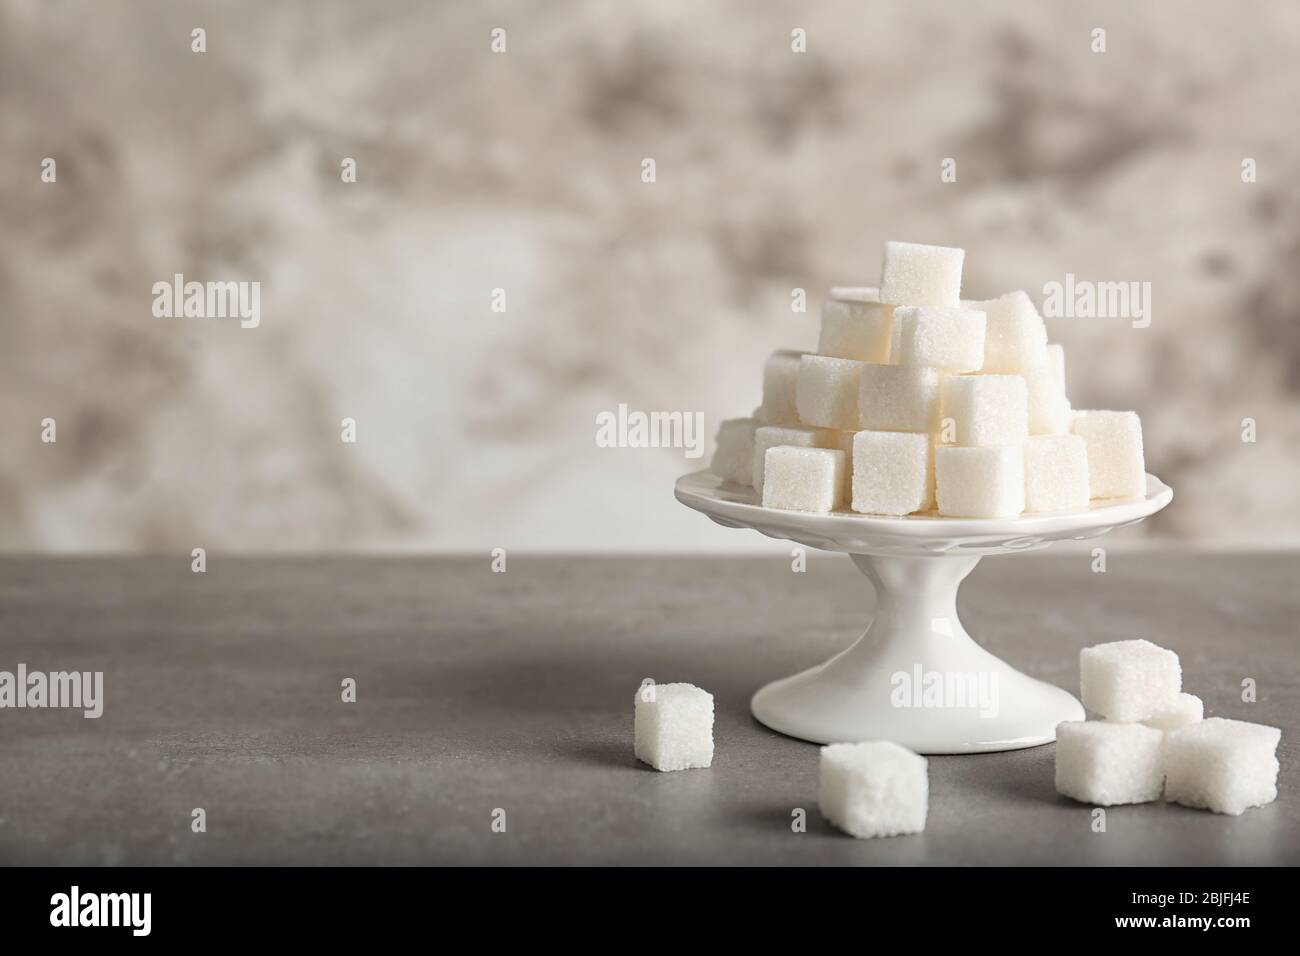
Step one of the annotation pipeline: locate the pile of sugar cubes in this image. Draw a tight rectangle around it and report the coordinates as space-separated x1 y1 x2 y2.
635 681 928 838
1056 639 1281 815
709 240 1148 517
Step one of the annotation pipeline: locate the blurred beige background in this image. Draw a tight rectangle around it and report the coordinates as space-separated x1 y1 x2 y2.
2 0 1298 552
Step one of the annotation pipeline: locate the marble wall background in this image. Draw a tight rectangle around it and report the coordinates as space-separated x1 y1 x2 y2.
2 0 1298 552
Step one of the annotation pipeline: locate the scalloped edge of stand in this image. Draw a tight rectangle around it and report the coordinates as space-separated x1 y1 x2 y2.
675 470 1173 555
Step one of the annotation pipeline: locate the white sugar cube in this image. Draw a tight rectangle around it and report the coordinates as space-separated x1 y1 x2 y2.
1142 693 1204 732
795 355 867 430
709 418 757 487
761 446 846 513
1024 434 1090 513
752 425 826 497
758 349 807 426
634 682 714 772
893 306 986 372
1163 717 1281 815
935 446 1024 518
859 364 947 433
879 241 964 307
1047 343 1066 387
818 294 894 364
1072 410 1146 500
819 741 928 838
852 430 933 515
965 290 1049 374
940 375 1028 447
1023 365 1072 435
1054 721 1165 806
1079 639 1181 722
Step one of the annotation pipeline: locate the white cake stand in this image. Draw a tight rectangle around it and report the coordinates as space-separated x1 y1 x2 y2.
674 470 1173 754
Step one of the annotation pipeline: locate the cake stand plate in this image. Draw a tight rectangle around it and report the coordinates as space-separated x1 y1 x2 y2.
674 470 1173 753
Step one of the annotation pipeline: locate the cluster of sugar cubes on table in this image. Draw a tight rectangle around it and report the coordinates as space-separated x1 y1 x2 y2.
1055 639 1281 814
708 240 1150 517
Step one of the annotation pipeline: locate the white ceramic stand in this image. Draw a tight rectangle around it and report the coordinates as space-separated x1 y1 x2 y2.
674 471 1173 754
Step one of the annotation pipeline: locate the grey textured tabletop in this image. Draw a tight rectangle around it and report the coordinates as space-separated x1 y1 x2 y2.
0 553 1296 866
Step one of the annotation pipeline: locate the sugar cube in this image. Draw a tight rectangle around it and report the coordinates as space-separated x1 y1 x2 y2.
1054 721 1165 806
879 241 964 307
1142 693 1204 732
859 364 946 433
940 375 1028 447
1079 639 1181 722
894 306 986 372
1072 410 1146 500
752 425 826 497
935 446 1025 518
762 446 846 513
709 418 757 487
965 290 1049 374
796 355 867 430
818 295 894 364
634 682 714 772
1023 434 1090 513
1047 343 1066 387
1163 718 1281 815
758 349 807 426
819 741 928 838
852 430 932 515
1023 365 1072 435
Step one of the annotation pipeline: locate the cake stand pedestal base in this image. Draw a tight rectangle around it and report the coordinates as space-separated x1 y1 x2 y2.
750 553 1083 753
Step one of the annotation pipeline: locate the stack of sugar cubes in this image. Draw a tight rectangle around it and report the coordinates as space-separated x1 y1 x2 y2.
708 240 1149 518
1055 639 1281 815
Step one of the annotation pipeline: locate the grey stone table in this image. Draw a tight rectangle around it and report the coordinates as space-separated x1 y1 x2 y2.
0 553 1295 865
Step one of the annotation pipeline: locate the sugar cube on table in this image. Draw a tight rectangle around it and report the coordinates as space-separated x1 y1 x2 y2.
795 355 867 430
709 418 757 487
859 364 946 433
752 425 826 496
1023 365 1071 435
1072 410 1146 500
1024 434 1090 513
1079 639 1181 722
935 446 1025 518
1054 721 1165 806
879 241 965 307
852 430 932 515
762 446 847 513
941 374 1028 447
818 295 894 364
758 349 807 426
634 682 714 772
1047 343 1066 387
1163 717 1281 815
1142 693 1204 732
964 290 1049 374
893 306 987 371
819 741 928 838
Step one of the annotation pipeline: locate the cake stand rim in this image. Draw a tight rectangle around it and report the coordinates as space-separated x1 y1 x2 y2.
674 469 1172 551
